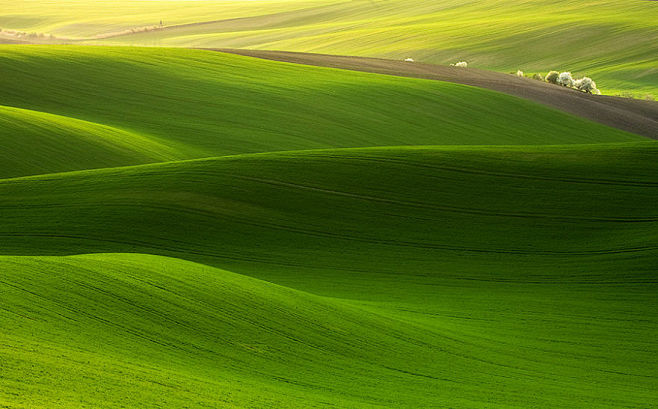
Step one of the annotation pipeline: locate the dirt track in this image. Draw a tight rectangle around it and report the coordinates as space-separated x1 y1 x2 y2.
213 49 658 139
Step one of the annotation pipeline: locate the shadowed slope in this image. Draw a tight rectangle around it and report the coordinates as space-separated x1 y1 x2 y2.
2 143 657 291
217 49 658 139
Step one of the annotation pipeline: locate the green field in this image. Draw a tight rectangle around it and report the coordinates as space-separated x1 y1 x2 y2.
0 43 657 408
0 46 640 178
3 144 658 408
1 0 656 97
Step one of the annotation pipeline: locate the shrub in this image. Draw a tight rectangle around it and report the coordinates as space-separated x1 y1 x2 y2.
546 71 559 84
569 76 601 95
575 77 596 93
532 73 544 81
557 72 574 87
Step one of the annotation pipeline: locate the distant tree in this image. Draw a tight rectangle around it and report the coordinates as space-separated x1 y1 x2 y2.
545 71 559 84
574 77 600 94
557 72 574 87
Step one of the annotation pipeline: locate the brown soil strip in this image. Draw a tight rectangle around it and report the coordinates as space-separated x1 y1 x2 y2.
212 49 658 139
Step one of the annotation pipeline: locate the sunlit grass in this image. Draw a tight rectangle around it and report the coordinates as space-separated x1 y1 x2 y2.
2 0 656 95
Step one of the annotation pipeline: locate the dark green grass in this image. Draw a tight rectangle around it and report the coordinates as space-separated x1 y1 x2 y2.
1 144 657 408
0 46 642 178
3 143 657 283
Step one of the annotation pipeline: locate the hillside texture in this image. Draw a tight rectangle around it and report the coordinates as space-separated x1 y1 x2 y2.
1 0 656 97
0 45 656 408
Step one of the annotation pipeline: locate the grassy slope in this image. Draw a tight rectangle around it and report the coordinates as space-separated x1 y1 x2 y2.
3 253 438 409
0 45 642 178
1 144 658 408
0 105 180 178
0 46 656 408
1 0 656 97
3 144 657 290
0 0 341 38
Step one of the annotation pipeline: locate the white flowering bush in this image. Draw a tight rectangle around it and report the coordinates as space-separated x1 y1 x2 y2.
557 72 574 87
575 77 599 94
542 70 602 94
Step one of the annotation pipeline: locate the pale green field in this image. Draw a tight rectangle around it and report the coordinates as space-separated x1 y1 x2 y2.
1 0 656 97
0 0 340 38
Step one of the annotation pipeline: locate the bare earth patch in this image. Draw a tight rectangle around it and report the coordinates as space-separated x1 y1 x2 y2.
214 49 658 139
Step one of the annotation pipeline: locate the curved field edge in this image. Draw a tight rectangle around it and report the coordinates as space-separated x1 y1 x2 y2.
1 252 425 409
0 45 644 178
0 104 181 178
1 142 657 286
215 48 658 139
1 252 656 409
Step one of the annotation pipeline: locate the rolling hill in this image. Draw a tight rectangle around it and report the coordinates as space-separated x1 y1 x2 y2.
0 104 179 178
2 144 658 408
0 44 657 408
1 0 656 97
0 45 644 178
218 48 658 138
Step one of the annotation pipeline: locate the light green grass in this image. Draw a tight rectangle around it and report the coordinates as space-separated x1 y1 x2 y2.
1 144 657 408
0 45 642 177
3 253 434 409
1 0 656 96
0 105 180 178
0 0 342 38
